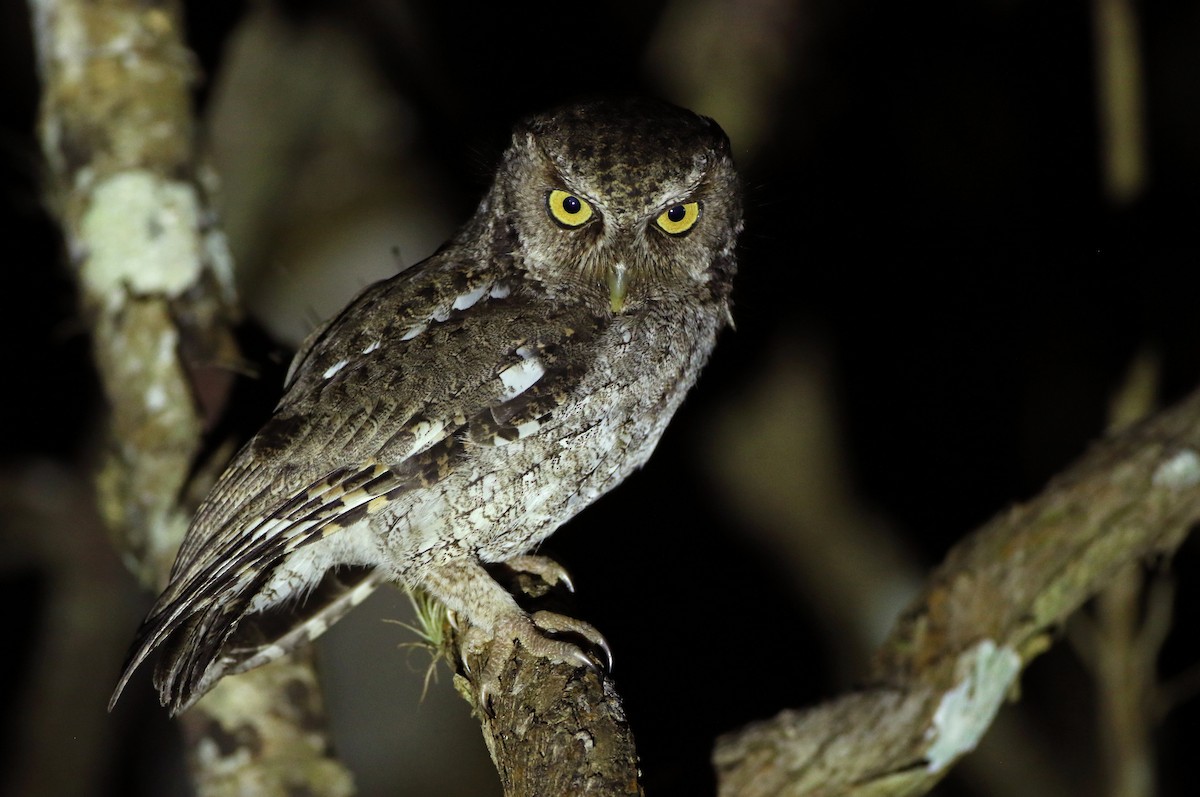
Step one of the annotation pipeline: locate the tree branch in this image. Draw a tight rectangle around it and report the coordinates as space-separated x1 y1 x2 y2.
450 578 644 796
29 1 352 794
714 386 1200 797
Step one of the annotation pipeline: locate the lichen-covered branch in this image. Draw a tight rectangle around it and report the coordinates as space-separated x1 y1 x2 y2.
30 0 231 586
714 387 1200 797
180 646 355 797
450 581 644 796
454 649 643 797
28 1 351 794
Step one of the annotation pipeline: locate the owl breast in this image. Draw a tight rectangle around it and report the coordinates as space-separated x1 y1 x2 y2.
364 297 724 574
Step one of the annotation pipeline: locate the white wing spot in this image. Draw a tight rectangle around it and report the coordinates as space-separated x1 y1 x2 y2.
400 323 427 341
487 418 542 447
323 359 349 379
490 283 512 299
361 340 381 354
514 419 542 438
407 419 447 455
452 284 489 311
498 354 545 400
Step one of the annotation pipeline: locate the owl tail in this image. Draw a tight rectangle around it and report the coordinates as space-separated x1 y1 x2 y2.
214 566 384 679
108 565 273 715
110 566 384 715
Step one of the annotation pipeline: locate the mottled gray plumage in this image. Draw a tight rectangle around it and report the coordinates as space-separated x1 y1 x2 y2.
111 98 742 714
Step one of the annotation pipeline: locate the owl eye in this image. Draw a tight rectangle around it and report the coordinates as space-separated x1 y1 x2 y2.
547 189 594 227
655 202 701 235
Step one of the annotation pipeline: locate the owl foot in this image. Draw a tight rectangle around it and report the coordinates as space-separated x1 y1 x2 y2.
530 610 613 671
466 610 611 711
495 558 612 669
501 555 576 592
420 559 611 709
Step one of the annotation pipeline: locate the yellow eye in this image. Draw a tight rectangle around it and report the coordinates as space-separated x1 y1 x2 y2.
655 202 701 235
547 189 594 227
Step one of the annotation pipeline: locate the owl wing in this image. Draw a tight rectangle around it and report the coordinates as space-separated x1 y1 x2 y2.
112 259 600 713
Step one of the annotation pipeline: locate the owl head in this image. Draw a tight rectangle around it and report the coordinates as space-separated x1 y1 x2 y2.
482 98 742 316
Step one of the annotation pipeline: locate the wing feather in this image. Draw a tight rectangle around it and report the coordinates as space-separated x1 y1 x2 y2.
112 259 604 712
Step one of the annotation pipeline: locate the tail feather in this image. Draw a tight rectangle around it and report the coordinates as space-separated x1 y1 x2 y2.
109 565 383 715
224 566 383 677
109 564 273 715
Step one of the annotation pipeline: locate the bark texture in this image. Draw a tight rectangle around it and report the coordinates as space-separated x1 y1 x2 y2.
29 2 353 794
714 388 1200 796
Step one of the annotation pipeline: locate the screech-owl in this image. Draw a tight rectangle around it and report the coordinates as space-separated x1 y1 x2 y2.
110 98 743 714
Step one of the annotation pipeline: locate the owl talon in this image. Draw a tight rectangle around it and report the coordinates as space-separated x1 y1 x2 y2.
531 610 613 671
465 609 610 708
460 622 514 713
503 555 576 592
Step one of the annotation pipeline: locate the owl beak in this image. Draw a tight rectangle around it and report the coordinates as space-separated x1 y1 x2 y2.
607 263 628 313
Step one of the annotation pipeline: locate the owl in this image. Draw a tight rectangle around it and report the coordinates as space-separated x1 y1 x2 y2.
110 98 743 714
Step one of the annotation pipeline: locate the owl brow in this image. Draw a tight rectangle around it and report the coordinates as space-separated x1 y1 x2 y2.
655 190 700 212
659 165 718 210
543 171 595 204
532 140 592 196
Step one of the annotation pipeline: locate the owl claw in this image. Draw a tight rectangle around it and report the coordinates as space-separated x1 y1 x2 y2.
502 555 576 593
530 610 612 671
465 609 611 711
